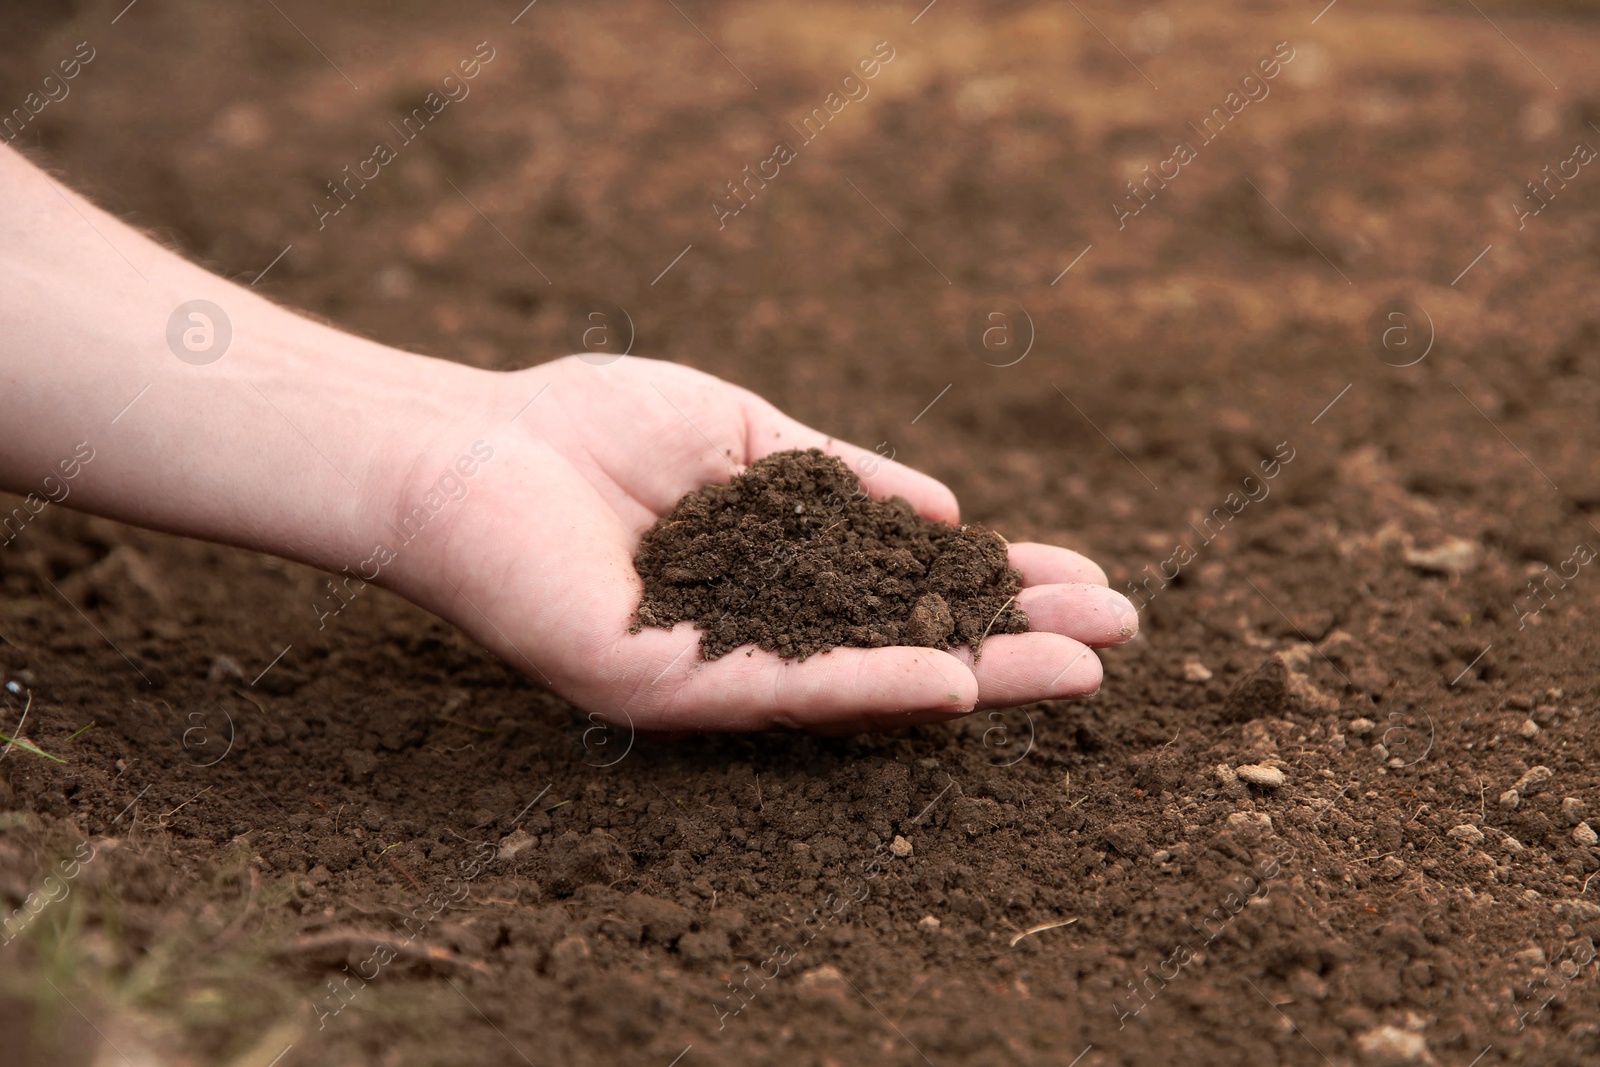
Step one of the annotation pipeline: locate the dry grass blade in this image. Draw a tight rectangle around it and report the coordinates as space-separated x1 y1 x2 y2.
1009 918 1078 948
0 692 63 762
972 594 1018 659
0 729 65 763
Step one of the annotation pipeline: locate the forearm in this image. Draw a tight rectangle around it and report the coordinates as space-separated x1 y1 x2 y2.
0 145 478 572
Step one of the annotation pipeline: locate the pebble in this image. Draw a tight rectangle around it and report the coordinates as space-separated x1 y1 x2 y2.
1403 536 1480 574
1182 657 1213 682
1378 856 1407 881
1225 811 1273 834
890 835 913 858
1512 945 1546 967
1355 1024 1429 1065
1498 789 1521 810
1575 822 1599 847
1151 850 1172 864
1349 717 1376 736
917 915 941 931
1562 798 1588 825
1236 764 1287 789
1512 766 1553 794
1214 764 1239 786
1446 824 1485 845
1519 718 1540 739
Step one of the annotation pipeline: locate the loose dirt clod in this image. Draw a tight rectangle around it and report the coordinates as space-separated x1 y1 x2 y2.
632 449 1028 659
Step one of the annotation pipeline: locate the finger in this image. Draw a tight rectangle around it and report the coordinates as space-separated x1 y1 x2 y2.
948 632 1103 710
1007 541 1109 587
637 630 979 732
1015 583 1138 647
738 399 960 524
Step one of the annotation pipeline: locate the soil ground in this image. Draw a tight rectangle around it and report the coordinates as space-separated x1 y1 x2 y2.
3 1 1600 1064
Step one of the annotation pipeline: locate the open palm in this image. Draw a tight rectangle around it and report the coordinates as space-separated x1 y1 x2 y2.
384 355 1136 734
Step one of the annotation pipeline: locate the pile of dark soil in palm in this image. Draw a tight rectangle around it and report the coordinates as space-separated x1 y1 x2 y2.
632 449 1028 659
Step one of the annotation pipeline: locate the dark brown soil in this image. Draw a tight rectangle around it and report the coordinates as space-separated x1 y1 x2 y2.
4 2 1600 1066
633 449 1027 659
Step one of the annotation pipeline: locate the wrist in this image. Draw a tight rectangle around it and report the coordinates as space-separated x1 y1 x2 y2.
258 326 495 580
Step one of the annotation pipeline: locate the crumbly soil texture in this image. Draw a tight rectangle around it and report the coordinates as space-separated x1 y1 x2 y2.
5 2 1600 1067
633 449 1027 659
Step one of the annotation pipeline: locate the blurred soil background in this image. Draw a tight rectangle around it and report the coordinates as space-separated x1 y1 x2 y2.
3 0 1600 1063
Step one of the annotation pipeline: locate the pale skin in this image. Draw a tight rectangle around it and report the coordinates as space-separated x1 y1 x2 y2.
0 145 1137 734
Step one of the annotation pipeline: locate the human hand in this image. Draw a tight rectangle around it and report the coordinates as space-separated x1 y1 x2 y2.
379 355 1138 734
0 147 1131 734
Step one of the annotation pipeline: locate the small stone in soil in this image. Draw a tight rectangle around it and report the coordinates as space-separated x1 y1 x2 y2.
917 915 941 931
1236 764 1287 789
889 835 913 858
1182 657 1213 682
1512 765 1553 793
1225 811 1273 834
1575 822 1599 847
1512 945 1546 967
1355 1024 1430 1065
